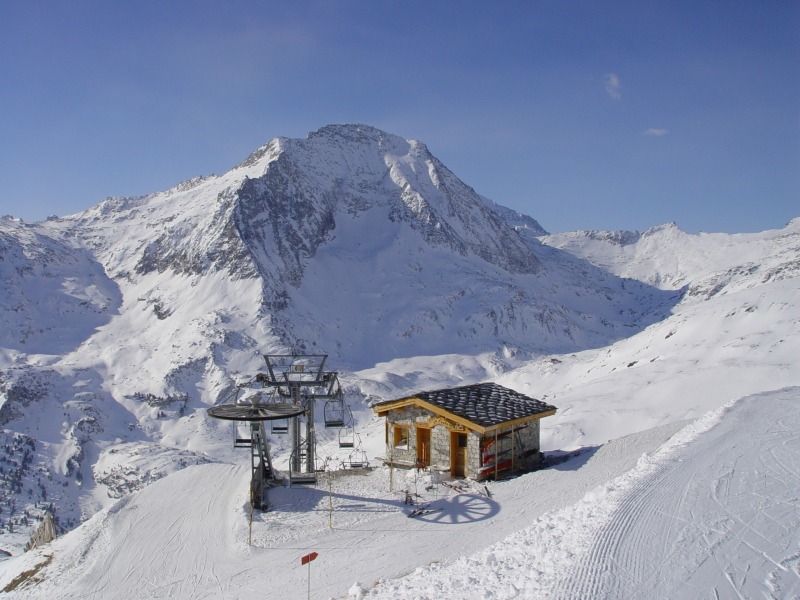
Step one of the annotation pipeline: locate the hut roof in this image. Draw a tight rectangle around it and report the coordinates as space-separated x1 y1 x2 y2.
372 382 557 433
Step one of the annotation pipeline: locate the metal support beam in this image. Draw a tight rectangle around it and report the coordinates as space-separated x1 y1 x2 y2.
250 422 271 509
305 397 315 473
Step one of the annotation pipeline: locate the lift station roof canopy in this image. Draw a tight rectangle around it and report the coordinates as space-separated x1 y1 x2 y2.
207 403 305 422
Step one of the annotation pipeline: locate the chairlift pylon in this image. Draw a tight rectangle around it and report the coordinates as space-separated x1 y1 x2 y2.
211 354 365 502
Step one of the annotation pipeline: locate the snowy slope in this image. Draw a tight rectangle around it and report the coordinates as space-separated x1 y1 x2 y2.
501 277 800 449
345 218 800 450
503 219 800 448
0 217 120 359
552 388 799 600
0 123 798 598
0 419 688 598
2 390 796 599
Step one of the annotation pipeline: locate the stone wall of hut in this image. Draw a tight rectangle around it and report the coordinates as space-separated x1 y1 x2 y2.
383 407 543 479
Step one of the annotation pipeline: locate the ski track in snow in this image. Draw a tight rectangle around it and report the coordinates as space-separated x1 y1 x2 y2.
553 388 800 600
365 388 799 599
42 463 245 600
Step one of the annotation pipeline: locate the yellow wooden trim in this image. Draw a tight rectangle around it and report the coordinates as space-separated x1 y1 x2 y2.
425 414 467 432
372 398 419 415
415 399 483 432
392 423 411 448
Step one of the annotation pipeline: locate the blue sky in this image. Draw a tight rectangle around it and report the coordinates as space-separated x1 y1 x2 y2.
1 1 797 233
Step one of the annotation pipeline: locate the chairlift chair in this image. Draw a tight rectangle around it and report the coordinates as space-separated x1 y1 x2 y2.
342 446 369 469
232 421 252 448
323 397 345 428
338 424 355 448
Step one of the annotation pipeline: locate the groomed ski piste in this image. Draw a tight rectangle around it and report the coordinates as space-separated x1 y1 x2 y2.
1 387 797 599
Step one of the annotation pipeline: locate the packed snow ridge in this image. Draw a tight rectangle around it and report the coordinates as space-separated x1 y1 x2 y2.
0 124 798 598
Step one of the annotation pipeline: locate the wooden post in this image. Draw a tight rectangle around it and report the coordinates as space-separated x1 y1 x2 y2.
328 470 333 529
248 488 254 546
494 429 499 481
511 427 515 473
389 424 394 491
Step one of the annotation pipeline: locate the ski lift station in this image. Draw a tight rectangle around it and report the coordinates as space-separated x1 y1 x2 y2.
373 382 557 480
208 354 366 510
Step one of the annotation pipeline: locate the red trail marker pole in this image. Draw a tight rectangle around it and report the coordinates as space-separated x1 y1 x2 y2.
301 551 318 599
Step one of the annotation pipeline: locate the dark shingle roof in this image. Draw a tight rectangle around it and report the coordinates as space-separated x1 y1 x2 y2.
376 382 556 428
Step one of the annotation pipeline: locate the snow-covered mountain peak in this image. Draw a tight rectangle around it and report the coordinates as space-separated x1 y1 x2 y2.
234 137 286 176
785 215 800 230
309 122 409 146
54 125 542 284
0 125 683 384
642 221 680 236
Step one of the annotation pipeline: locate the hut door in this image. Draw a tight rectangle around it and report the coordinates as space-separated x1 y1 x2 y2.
416 427 431 467
451 432 468 477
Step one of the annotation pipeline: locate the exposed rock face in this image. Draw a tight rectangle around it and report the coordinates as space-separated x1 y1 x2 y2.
231 125 542 309
93 443 210 499
0 369 55 425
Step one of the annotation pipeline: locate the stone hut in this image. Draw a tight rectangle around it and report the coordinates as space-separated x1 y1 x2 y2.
372 382 557 480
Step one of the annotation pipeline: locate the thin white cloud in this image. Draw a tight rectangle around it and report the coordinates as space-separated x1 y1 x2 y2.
643 128 669 136
604 73 621 99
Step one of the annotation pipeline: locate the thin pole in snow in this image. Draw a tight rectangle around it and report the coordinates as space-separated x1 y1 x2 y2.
389 424 394 492
248 488 254 546
301 552 318 600
328 470 333 529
